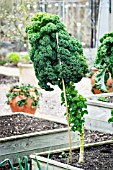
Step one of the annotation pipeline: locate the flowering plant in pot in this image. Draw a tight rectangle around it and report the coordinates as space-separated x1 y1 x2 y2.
6 84 40 114
91 32 113 94
26 12 88 164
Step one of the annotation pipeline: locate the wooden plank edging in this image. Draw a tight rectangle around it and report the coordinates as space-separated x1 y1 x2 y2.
30 140 113 170
30 139 113 157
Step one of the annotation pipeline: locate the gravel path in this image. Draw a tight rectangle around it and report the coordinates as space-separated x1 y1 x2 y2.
0 66 93 119
37 77 92 119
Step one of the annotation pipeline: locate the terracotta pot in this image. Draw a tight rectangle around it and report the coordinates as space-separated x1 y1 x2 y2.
9 88 38 114
91 68 113 94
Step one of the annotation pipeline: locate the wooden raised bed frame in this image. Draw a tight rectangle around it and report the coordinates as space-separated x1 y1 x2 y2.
30 140 113 170
85 93 113 134
0 112 79 163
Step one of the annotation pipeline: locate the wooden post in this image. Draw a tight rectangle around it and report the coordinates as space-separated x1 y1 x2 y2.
56 32 73 163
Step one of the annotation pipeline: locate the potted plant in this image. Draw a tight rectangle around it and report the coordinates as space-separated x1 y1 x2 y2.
85 32 113 132
91 32 113 94
6 84 40 114
26 12 88 164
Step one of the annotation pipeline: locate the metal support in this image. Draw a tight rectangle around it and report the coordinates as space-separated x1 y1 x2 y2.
91 0 94 48
109 0 111 13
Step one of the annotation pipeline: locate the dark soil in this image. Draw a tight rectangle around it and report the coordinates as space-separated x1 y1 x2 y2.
0 114 67 138
50 143 113 170
0 113 112 143
0 74 19 84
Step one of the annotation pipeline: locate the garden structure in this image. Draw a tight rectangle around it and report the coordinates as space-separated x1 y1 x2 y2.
31 139 113 170
0 0 100 50
85 93 113 133
6 52 38 86
0 112 79 163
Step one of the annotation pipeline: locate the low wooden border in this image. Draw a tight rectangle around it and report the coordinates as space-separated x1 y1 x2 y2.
30 140 113 170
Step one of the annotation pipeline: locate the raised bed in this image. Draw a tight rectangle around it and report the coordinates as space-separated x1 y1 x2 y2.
85 93 113 133
0 112 79 163
30 140 113 170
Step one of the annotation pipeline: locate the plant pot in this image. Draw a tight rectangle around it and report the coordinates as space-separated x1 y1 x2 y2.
85 93 113 133
18 63 38 87
9 88 38 115
91 67 113 94
10 97 37 114
30 140 113 170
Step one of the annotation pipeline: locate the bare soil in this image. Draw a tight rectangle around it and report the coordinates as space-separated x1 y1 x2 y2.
0 113 112 142
0 114 67 138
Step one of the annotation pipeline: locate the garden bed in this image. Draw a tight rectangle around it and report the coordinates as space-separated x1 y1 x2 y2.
0 113 79 163
31 141 113 170
0 113 112 140
0 112 112 164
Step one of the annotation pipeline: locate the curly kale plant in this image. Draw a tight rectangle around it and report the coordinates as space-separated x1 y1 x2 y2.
61 82 88 134
94 32 113 92
61 82 88 163
26 12 88 91
26 12 88 163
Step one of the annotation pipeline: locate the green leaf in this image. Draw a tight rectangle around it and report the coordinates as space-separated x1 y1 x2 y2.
22 156 30 170
111 109 113 116
18 157 24 170
108 109 113 123
34 157 42 170
94 68 108 92
0 159 15 170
